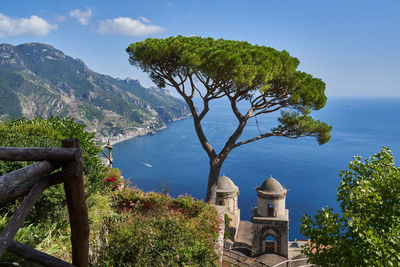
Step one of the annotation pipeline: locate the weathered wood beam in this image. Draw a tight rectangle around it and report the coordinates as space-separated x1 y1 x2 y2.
0 166 75 204
62 139 89 267
0 176 49 257
7 241 76 267
0 147 79 162
0 161 53 204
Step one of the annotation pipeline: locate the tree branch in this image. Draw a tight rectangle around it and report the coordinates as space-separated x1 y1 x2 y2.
250 104 285 117
188 73 198 99
198 93 210 121
168 76 217 159
232 130 313 149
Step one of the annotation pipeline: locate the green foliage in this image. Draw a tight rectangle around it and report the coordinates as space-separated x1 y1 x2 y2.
96 190 220 266
78 104 103 121
274 111 332 144
103 167 124 192
0 73 23 117
129 36 291 92
127 36 328 114
224 214 232 240
0 117 104 222
300 147 400 266
0 212 71 265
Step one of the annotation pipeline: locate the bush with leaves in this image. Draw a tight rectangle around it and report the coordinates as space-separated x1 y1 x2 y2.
300 147 400 266
0 117 105 222
96 190 220 266
103 167 124 192
0 117 104 190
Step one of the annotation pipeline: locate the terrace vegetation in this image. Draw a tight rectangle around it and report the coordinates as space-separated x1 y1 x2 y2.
0 118 220 266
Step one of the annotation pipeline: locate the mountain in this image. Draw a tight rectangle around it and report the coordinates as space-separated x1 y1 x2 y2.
0 42 189 142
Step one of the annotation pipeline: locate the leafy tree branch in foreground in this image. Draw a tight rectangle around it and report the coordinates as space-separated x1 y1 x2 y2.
127 36 331 203
300 147 400 266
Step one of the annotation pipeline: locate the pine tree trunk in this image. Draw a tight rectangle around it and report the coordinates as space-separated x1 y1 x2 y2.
205 160 222 204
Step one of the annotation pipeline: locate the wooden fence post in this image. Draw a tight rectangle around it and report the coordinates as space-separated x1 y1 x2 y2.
62 139 89 267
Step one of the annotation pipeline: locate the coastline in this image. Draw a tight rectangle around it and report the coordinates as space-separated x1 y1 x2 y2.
110 126 167 146
96 114 191 146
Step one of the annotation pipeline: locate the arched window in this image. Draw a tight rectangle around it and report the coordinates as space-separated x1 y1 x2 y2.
264 235 276 253
267 203 274 217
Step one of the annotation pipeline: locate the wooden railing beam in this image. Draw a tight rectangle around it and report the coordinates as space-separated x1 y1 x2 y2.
7 241 76 267
0 176 50 257
0 147 79 162
0 161 53 204
0 166 75 205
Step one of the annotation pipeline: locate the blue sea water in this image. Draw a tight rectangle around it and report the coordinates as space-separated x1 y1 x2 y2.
113 97 400 240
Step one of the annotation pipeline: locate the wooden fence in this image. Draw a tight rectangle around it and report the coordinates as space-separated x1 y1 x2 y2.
0 139 89 267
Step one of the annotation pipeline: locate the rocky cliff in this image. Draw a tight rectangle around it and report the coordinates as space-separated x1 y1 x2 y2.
0 43 189 142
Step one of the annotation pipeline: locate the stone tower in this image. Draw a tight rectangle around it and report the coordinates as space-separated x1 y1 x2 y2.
216 176 240 230
252 177 289 258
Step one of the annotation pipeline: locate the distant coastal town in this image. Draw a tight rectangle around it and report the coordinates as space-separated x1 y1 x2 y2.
97 114 191 145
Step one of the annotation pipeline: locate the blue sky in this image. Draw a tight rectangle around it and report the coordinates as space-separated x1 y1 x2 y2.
1 0 399 97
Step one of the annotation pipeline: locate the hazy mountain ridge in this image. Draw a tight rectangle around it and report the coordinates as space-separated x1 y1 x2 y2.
0 42 189 142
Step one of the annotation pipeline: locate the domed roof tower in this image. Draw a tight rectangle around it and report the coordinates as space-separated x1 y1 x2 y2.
216 175 240 234
217 175 239 194
258 177 286 195
256 177 287 217
252 176 289 258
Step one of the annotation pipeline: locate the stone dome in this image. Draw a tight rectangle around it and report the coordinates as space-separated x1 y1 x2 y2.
257 177 286 195
217 175 238 193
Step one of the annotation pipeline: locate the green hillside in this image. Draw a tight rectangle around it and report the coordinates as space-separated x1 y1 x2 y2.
0 43 189 140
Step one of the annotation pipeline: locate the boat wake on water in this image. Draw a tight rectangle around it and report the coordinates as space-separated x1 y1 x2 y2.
141 162 152 168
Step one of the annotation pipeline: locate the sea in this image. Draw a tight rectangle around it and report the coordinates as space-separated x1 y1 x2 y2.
112 97 400 240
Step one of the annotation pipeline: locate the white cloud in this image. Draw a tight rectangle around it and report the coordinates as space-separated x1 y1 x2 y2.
97 17 165 36
138 16 150 23
69 8 92 25
54 15 66 22
0 13 57 37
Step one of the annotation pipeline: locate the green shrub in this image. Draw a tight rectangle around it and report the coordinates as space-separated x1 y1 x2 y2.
224 214 232 240
0 212 71 265
0 117 105 222
96 190 220 266
103 167 124 192
0 117 104 191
